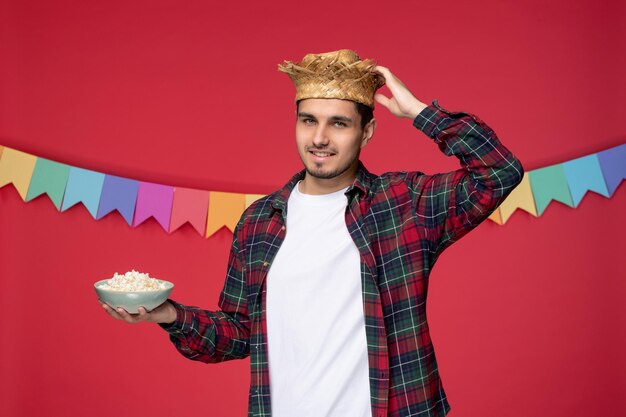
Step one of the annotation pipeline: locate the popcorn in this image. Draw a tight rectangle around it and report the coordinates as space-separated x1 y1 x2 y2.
97 270 167 292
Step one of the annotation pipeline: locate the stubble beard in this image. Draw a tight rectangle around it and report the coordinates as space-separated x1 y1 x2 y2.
306 164 349 180
304 152 359 180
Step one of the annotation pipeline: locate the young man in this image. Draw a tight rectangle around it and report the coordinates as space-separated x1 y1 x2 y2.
101 49 524 417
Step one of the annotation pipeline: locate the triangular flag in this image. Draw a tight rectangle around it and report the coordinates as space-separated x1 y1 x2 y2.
497 173 537 223
488 207 503 225
133 182 174 232
529 164 574 215
597 144 626 196
61 167 106 218
169 187 210 236
25 158 71 209
245 194 266 209
0 147 38 201
97 175 139 226
206 192 246 237
562 154 609 206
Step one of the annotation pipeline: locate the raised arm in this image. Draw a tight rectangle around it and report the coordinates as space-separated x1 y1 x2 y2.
374 66 524 257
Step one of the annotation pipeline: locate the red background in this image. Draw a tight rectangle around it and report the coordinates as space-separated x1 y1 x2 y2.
1 0 625 416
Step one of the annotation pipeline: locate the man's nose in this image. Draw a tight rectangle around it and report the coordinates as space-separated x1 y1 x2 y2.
312 125 330 147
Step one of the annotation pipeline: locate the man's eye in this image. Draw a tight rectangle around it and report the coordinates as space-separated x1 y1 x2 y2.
302 119 315 124
334 122 347 127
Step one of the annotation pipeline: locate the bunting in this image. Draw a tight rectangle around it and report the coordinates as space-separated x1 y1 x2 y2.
26 158 71 210
0 148 37 201
0 143 624 236
170 187 210 236
97 175 139 226
598 144 626 196
529 164 575 215
489 173 537 224
61 167 105 218
206 192 246 237
562 154 609 207
132 182 174 231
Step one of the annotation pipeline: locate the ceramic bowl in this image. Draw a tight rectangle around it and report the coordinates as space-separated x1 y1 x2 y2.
94 279 174 314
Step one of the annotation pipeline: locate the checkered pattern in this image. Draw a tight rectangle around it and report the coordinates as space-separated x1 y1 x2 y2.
161 100 523 417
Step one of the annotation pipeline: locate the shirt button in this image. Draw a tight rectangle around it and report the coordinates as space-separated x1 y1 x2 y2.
281 225 286 231
263 261 269 267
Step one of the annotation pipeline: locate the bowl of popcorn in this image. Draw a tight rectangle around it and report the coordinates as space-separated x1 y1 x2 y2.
94 270 174 314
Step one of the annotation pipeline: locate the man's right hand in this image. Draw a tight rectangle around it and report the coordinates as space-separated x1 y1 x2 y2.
100 299 177 324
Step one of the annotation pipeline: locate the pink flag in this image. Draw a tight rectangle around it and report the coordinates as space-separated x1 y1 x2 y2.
169 187 210 236
132 182 174 231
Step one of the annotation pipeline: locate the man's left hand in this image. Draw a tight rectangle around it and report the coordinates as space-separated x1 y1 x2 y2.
374 66 427 119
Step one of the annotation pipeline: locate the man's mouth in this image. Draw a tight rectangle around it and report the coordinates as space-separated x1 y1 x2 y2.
310 151 334 157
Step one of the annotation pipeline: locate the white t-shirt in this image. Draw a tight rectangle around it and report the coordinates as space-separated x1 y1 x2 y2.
266 181 372 417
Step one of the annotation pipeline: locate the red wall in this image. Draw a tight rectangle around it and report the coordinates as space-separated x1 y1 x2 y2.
1 1 625 416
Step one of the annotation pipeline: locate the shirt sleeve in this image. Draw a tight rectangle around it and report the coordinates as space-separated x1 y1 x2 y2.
158 227 251 363
408 99 524 257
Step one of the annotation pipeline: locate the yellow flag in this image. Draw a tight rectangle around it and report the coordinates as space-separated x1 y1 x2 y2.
498 173 538 223
488 208 503 225
0 147 38 201
245 194 266 209
205 192 246 237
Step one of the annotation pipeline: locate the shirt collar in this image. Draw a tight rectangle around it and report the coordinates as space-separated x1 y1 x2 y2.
270 160 374 214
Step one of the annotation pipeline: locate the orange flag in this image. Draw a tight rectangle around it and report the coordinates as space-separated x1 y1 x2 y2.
205 192 246 237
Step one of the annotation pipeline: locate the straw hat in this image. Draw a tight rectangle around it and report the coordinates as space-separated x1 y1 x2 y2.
278 49 385 108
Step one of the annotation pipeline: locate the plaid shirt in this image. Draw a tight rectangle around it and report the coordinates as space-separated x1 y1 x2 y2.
161 99 524 417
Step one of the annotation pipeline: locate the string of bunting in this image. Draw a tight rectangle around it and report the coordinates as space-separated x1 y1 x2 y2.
0 143 624 237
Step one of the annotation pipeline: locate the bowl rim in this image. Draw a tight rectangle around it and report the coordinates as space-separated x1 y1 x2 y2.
93 278 174 292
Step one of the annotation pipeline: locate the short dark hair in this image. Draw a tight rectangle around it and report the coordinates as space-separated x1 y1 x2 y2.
296 100 374 130
354 101 374 129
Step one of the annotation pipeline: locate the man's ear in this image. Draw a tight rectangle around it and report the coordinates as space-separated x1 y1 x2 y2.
360 118 377 149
